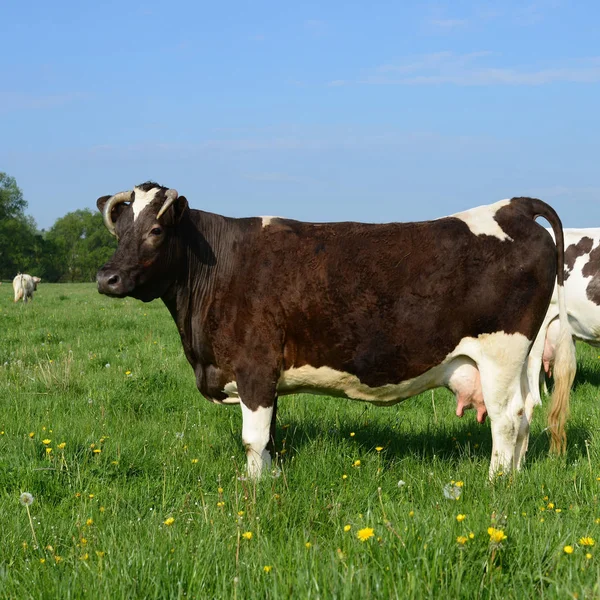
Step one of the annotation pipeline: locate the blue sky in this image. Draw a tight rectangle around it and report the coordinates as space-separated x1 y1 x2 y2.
2 0 599 230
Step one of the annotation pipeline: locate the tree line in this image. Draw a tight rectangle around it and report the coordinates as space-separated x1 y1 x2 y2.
0 172 116 282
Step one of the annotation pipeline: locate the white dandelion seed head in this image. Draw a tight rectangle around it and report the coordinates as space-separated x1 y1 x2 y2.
443 483 463 501
19 492 34 507
397 480 406 488
105 363 110 368
175 432 184 440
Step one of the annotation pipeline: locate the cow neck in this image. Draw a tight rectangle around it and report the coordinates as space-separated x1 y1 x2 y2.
161 209 247 346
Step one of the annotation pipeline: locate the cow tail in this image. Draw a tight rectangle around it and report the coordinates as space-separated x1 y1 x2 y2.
521 198 576 455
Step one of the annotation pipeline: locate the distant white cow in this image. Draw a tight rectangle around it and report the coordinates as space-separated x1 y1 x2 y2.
13 274 41 303
529 228 600 400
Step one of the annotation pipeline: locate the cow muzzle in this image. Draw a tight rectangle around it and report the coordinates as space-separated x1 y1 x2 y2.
96 267 130 297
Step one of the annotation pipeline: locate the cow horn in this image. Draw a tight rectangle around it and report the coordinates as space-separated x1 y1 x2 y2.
156 189 179 220
103 191 132 237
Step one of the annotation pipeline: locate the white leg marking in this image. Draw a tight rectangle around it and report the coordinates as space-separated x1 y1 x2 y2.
240 400 273 479
487 385 525 477
515 364 533 468
132 187 159 222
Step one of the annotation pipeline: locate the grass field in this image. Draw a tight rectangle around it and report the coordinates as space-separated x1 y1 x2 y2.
1 283 600 599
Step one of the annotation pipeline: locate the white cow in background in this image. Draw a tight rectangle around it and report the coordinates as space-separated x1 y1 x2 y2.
13 274 41 303
529 228 600 398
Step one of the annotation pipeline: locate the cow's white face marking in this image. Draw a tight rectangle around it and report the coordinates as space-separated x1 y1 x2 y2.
261 216 279 228
132 187 160 222
452 199 512 241
240 401 273 478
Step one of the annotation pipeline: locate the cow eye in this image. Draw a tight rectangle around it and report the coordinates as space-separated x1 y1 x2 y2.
150 226 163 236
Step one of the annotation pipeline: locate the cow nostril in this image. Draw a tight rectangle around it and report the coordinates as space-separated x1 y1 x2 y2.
107 274 120 286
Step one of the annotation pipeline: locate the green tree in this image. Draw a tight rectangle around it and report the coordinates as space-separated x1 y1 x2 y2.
0 173 42 279
0 173 26 221
45 209 116 282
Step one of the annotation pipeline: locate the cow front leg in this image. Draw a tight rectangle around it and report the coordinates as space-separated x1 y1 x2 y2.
240 399 275 479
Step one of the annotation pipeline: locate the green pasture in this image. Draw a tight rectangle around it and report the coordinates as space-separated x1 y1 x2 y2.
1 283 600 599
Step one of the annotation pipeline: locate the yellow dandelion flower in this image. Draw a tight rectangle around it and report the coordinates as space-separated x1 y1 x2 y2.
40 558 46 564
242 531 253 540
125 370 131 375
263 565 272 573
487 527 507 544
80 553 89 561
344 525 351 532
580 537 595 547
457 536 468 545
547 503 555 510
469 532 475 539
305 542 312 548
42 439 51 445
218 487 223 494
54 556 62 563
375 446 383 452
238 511 244 517
555 509 562 513
88 494 94 499
564 545 574 554
455 481 464 487
164 517 175 526
586 553 592 560
342 474 348 480
352 460 361 468
45 447 52 454
350 432 355 437
93 449 101 454
81 538 87 545
86 518 93 526
96 551 105 558
29 432 35 438
217 501 225 508
57 442 66 449
409 511 415 517
456 514 466 522
191 458 199 464
596 518 600 525
99 506 105 513
357 527 375 542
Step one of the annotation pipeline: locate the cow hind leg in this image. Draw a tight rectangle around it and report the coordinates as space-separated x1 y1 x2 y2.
515 363 534 467
486 382 526 478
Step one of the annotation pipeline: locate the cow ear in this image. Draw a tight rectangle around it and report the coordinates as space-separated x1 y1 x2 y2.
174 196 189 222
97 195 110 212
97 195 129 222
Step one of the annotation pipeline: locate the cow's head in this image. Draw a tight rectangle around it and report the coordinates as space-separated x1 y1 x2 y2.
96 182 189 301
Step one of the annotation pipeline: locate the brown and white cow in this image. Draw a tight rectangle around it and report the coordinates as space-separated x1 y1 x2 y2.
96 182 575 479
13 274 41 303
529 229 600 440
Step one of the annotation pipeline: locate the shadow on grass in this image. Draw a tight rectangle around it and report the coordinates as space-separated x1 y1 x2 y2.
275 414 591 469
572 361 600 390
